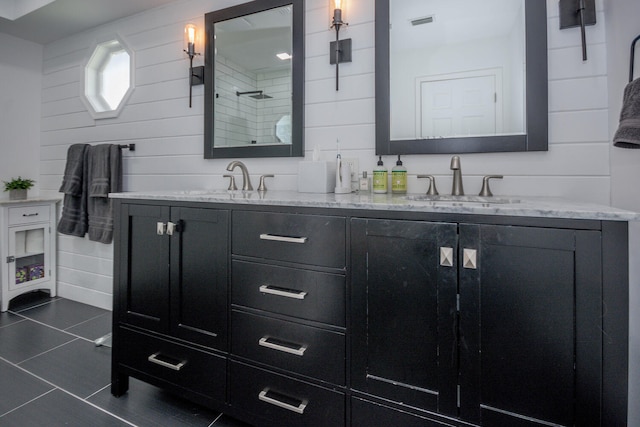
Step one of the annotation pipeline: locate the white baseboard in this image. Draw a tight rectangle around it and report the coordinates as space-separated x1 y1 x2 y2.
57 282 113 311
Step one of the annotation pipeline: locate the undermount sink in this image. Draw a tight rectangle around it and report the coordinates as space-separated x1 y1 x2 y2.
404 195 521 205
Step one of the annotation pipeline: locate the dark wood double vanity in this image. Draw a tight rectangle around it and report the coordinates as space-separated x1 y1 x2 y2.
110 191 633 427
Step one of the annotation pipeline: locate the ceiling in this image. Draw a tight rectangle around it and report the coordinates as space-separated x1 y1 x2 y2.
0 0 178 44
391 0 524 51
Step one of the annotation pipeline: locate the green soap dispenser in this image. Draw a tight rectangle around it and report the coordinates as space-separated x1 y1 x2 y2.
373 156 388 194
392 155 407 194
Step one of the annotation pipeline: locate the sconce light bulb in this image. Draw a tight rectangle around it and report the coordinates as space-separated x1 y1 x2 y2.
184 24 199 58
186 24 196 45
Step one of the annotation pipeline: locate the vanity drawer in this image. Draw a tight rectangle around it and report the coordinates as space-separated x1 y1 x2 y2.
232 310 345 385
116 327 226 402
232 211 346 268
230 361 345 427
232 260 345 326
8 205 50 225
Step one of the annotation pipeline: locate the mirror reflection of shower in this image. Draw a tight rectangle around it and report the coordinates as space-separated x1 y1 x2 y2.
236 90 273 99
213 3 293 149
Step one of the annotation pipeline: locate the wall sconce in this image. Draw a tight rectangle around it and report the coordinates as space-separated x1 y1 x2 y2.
559 0 596 61
184 23 204 108
329 0 352 91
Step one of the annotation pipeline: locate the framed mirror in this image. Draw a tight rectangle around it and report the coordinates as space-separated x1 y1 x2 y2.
375 0 548 155
204 0 304 159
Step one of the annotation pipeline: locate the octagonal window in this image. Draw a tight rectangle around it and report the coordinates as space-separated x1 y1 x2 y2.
82 38 134 119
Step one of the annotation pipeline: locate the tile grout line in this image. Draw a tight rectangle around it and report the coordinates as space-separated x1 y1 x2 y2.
210 413 224 426
11 298 111 342
85 383 111 400
0 354 138 427
0 317 26 329
63 311 111 335
0 388 58 418
16 337 81 366
8 311 105 344
10 297 58 314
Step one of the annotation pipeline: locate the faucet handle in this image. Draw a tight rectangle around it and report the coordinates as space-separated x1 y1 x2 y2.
479 175 503 197
257 174 274 192
417 175 439 195
223 174 238 191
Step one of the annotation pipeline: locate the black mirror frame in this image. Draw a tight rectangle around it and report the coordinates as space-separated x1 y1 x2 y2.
375 0 548 155
204 0 305 159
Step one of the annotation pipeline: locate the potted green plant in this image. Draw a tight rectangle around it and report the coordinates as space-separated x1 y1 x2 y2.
3 177 35 200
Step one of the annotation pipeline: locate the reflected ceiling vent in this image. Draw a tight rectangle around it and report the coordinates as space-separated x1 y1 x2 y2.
411 15 435 26
236 90 273 99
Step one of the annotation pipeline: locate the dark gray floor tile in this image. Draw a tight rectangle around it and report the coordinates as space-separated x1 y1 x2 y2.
0 359 54 415
0 389 130 427
214 414 253 426
66 312 112 341
0 319 76 364
19 338 111 399
19 298 109 330
89 377 220 427
0 311 24 328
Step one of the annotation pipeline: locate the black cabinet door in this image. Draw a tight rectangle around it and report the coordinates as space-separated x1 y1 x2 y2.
459 224 602 427
170 207 228 350
117 204 229 350
351 219 458 416
117 203 170 333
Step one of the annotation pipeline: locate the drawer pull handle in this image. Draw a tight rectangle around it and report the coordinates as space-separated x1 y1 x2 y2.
259 234 308 244
259 285 307 300
22 213 39 217
259 337 307 356
258 389 308 414
147 352 186 371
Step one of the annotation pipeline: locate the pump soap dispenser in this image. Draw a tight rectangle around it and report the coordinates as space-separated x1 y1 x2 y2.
373 156 388 194
392 155 407 194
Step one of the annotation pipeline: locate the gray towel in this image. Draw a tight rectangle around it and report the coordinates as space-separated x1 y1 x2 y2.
614 78 640 148
57 145 89 237
88 144 113 197
59 144 89 195
87 144 122 244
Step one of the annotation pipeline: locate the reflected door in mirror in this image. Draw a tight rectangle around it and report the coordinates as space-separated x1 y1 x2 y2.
390 0 525 141
375 0 548 155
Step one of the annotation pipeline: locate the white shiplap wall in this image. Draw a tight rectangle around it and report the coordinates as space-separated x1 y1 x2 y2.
0 33 43 197
40 0 611 308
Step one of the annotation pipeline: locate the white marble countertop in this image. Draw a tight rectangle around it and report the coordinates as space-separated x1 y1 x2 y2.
109 190 640 222
0 197 62 206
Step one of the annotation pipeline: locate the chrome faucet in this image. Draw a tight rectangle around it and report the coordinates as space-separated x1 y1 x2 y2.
226 161 253 191
450 155 464 196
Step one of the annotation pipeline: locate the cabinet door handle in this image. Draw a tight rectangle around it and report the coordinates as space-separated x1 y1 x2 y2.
440 247 454 267
147 352 186 371
166 222 175 236
258 389 307 414
259 234 308 244
156 222 166 236
463 248 478 269
259 337 307 356
259 285 307 300
22 213 39 217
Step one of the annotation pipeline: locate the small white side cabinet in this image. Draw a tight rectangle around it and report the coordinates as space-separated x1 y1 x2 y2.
1 199 58 312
